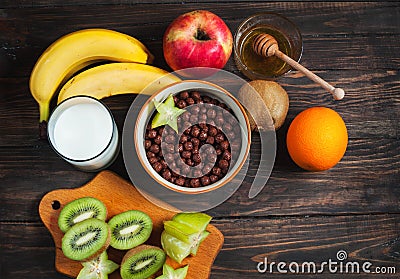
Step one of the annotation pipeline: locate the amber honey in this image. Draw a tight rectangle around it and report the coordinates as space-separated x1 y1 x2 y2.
238 26 293 78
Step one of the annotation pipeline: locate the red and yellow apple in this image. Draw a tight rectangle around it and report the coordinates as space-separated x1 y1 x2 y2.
163 10 233 76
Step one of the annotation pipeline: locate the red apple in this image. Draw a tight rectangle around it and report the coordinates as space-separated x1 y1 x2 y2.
163 10 233 76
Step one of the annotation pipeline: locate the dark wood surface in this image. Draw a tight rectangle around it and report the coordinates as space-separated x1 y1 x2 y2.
1 1 399 278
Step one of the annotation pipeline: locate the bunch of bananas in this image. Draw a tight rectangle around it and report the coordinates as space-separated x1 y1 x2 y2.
29 28 181 132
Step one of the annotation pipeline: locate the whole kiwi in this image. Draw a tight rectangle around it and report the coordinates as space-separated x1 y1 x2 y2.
238 80 289 130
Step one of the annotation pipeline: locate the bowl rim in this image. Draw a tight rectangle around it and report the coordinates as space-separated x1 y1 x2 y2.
233 12 303 79
134 79 251 194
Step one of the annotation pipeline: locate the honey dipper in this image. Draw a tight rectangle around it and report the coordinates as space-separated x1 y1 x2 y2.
253 34 345 100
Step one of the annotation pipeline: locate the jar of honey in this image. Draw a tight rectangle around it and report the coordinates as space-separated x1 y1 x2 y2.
234 13 303 80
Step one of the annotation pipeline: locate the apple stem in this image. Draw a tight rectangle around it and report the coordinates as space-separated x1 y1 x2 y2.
196 29 210 41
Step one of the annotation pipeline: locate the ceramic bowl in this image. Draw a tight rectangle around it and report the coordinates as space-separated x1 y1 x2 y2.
134 80 251 194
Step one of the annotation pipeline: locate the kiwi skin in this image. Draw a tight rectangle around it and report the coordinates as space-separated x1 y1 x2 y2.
61 218 111 262
238 80 289 130
58 197 107 233
120 245 166 279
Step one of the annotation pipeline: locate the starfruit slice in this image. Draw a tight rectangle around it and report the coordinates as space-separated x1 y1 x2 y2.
77 251 119 279
164 220 201 244
172 212 212 232
156 264 189 279
161 231 191 264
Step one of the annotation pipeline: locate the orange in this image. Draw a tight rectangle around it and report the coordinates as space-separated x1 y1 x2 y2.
286 107 348 171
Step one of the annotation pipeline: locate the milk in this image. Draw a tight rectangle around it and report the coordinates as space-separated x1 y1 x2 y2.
48 96 119 171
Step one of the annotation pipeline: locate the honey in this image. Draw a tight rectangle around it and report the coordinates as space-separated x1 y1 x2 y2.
238 26 293 78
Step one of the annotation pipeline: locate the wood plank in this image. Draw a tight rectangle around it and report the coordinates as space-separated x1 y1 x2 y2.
0 135 398 221
209 135 400 217
1 2 398 37
2 35 399 80
1 214 399 278
3 0 397 8
1 2 399 37
212 215 400 278
1 2 399 78
1 68 398 146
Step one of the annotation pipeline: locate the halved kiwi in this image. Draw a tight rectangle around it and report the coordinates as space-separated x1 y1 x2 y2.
108 210 153 250
120 245 166 279
58 197 107 233
61 218 110 261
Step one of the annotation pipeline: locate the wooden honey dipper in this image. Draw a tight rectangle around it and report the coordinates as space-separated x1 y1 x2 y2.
253 34 345 100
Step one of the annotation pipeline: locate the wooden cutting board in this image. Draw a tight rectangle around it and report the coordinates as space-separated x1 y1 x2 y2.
39 170 224 279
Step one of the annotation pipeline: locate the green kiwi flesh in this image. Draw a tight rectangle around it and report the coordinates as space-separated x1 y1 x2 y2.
120 245 166 279
108 210 153 250
58 197 107 233
62 218 110 261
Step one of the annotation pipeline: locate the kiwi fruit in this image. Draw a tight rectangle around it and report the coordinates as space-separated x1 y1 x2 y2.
58 197 107 233
61 218 110 261
108 210 153 250
238 80 289 130
120 245 166 279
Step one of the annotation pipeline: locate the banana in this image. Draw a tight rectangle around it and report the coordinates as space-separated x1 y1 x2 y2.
29 28 154 123
57 63 181 103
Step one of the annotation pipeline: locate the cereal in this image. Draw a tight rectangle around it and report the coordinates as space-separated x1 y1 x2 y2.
145 90 242 188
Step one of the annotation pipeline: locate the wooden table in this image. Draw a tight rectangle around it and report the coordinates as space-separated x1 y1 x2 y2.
1 1 399 278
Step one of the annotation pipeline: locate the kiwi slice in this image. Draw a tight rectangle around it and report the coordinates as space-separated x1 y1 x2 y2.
172 212 212 233
120 245 166 279
62 218 110 261
108 210 153 250
58 197 107 233
77 251 119 279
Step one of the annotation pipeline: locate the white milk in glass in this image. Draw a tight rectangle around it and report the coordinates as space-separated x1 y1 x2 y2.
48 96 119 171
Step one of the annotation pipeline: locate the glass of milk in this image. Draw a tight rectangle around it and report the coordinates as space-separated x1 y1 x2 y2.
47 96 119 172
